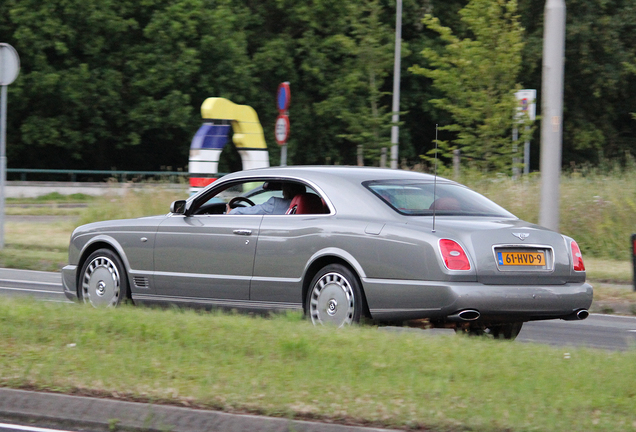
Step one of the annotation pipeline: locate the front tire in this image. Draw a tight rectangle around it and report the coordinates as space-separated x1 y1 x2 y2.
306 264 364 327
79 248 129 308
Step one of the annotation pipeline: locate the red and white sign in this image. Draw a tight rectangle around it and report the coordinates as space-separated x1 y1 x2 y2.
515 89 536 122
275 114 290 145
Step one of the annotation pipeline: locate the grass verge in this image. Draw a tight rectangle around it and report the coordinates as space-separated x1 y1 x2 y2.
585 258 633 283
1 298 635 432
0 221 74 271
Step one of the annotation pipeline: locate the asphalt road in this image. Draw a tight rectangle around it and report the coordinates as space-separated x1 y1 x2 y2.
1 268 635 350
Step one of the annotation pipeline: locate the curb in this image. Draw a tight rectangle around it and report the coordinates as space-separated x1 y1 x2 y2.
0 388 398 432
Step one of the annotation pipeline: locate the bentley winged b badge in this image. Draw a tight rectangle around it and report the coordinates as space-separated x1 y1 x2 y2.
512 232 530 241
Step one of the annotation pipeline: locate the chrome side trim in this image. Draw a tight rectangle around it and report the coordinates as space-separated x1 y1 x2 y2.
132 294 302 311
362 277 440 287
153 271 251 281
152 272 300 284
251 276 302 283
370 307 441 313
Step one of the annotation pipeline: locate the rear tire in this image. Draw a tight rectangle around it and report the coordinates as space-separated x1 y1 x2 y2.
488 322 524 340
79 248 129 308
306 264 363 327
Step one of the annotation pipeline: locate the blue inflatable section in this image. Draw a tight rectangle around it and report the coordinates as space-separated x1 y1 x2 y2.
190 124 231 150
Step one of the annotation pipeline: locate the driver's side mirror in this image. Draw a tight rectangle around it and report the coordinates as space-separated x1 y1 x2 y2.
170 200 187 215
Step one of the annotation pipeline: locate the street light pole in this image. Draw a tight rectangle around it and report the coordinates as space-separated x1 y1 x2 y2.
539 0 566 232
390 0 402 169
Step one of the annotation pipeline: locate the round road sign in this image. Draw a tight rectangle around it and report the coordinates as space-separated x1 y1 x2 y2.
275 114 290 145
0 43 20 85
277 82 290 112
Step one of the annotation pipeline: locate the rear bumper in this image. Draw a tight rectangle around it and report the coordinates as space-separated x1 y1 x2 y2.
61 265 78 301
362 278 593 322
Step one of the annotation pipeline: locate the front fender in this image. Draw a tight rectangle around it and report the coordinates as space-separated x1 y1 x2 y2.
77 235 133 275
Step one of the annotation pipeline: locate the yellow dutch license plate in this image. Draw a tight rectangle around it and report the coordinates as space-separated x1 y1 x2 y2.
497 251 545 266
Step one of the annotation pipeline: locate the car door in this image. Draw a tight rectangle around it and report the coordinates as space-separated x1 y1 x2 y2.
250 212 329 306
153 213 261 302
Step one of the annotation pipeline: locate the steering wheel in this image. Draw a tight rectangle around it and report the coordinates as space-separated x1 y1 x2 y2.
228 196 256 209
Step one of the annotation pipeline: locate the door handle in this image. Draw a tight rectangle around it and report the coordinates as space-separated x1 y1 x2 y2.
233 229 252 236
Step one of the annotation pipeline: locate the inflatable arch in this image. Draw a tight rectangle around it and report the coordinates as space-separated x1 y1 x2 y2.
189 97 270 191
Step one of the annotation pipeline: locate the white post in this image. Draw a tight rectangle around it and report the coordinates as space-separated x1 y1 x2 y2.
524 126 531 175
0 43 20 249
0 85 6 248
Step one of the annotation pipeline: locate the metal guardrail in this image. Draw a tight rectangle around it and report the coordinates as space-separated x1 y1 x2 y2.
6 169 223 182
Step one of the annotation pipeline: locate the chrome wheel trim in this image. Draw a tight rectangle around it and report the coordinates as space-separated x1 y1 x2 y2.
82 256 121 308
309 272 355 327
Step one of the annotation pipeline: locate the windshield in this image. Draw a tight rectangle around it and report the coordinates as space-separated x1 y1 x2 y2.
364 180 515 217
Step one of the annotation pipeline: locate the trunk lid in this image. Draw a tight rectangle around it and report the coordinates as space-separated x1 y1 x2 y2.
407 217 578 285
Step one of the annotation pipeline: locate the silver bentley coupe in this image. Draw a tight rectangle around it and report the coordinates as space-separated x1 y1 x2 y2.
63 166 592 339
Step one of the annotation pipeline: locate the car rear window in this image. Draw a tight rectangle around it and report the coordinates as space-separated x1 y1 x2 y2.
363 180 515 217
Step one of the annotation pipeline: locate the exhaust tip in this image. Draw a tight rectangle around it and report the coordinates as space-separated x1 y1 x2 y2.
458 310 481 321
562 309 590 321
448 309 481 321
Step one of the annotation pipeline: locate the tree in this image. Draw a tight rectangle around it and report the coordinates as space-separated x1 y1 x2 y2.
317 0 396 165
517 0 636 165
411 0 529 172
0 0 254 171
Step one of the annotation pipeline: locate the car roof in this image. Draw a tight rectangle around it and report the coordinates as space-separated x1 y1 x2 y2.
220 165 450 185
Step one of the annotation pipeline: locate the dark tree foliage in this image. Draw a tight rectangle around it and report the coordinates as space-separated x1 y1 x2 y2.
0 0 633 171
518 0 636 165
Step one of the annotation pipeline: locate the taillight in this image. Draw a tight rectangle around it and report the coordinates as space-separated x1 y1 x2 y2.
571 241 585 271
439 239 471 270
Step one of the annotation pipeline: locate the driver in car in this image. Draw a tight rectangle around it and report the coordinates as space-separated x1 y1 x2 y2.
226 183 305 215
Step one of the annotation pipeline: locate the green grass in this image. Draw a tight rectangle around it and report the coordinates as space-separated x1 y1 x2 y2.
0 221 74 271
593 283 636 305
0 187 188 271
77 187 187 225
0 298 635 432
4 206 85 216
585 258 633 283
7 192 95 203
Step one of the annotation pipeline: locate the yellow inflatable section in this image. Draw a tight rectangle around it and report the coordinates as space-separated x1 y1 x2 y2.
200 97 267 149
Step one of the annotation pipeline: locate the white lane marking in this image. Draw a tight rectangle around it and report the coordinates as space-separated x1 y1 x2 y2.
0 278 60 286
0 422 77 432
592 314 636 320
0 286 65 295
0 268 61 276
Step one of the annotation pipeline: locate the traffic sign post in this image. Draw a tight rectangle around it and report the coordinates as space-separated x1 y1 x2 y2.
632 233 636 292
275 115 290 145
0 43 20 249
514 89 536 176
276 82 291 166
